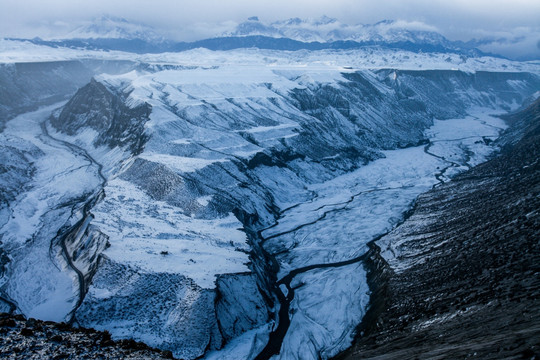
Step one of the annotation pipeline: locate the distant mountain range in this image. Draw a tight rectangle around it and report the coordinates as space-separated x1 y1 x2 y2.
63 15 165 42
227 17 448 44
4 15 538 60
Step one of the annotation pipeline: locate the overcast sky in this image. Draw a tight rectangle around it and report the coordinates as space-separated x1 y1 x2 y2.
1 0 539 58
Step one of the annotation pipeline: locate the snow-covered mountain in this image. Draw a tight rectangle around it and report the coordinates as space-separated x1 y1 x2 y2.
59 15 166 42
5 16 490 57
228 17 450 45
1 48 539 358
7 15 539 60
1 19 540 360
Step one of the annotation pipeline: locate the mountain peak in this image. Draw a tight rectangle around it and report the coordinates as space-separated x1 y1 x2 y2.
314 15 338 25
61 15 165 42
94 14 130 24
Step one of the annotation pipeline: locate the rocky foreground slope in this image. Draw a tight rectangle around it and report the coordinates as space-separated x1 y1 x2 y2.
0 313 174 359
338 98 540 359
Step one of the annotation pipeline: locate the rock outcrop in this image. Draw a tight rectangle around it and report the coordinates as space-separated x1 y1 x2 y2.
0 313 174 359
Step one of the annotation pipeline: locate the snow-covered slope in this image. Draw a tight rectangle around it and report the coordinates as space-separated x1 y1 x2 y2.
53 66 540 358
2 39 539 73
0 45 539 359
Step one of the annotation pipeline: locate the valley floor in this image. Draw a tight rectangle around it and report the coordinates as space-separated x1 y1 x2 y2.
205 109 508 359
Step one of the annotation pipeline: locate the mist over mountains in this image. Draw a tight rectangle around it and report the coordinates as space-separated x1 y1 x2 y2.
4 15 539 60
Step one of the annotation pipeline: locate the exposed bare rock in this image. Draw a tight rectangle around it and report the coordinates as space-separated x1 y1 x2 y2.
0 313 174 359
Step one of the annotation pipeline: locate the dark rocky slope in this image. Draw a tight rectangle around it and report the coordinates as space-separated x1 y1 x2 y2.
0 313 174 359
337 98 540 359
51 78 152 155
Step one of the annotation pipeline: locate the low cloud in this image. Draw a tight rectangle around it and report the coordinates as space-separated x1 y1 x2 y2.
0 0 538 59
469 27 540 60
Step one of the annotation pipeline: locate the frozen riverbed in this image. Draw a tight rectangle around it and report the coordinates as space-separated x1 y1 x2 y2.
211 108 507 360
0 103 104 321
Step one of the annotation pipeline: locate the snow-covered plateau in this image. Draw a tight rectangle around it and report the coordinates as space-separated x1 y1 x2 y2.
0 42 539 359
1 38 540 73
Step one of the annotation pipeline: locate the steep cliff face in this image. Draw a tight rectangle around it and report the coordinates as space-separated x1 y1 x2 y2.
51 78 151 156
339 98 540 360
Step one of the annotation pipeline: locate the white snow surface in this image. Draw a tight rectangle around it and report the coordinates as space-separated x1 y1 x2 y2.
228 17 445 44
204 324 271 360
264 109 506 275
1 38 539 74
91 178 249 289
276 263 370 360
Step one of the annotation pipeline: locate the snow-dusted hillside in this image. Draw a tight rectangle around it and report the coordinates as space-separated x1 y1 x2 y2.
0 41 539 359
